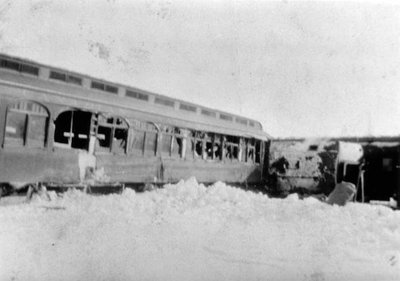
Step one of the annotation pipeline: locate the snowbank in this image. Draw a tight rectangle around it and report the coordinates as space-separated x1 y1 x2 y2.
1 178 400 281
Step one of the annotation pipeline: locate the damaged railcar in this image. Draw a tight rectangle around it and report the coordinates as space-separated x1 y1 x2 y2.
268 139 363 196
0 54 270 195
269 137 400 208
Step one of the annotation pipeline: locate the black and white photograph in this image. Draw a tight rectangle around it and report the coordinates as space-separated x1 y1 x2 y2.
0 0 400 280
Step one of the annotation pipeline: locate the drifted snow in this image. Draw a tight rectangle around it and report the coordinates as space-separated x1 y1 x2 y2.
1 178 400 281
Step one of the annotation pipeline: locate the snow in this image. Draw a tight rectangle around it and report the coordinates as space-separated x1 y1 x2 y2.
1 178 400 281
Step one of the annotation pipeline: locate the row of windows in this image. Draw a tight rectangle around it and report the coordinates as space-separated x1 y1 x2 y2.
3 101 262 164
0 59 39 76
0 57 259 128
50 71 82 86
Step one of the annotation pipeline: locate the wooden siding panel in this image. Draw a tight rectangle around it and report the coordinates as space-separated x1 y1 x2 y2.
96 154 261 184
0 149 79 183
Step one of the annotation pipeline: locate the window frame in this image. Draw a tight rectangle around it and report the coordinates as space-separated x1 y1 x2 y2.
95 115 129 154
4 101 49 148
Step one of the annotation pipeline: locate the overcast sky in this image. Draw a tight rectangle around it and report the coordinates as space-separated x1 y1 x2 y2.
1 0 399 138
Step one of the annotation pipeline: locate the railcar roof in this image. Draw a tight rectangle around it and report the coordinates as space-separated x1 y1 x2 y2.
0 53 271 140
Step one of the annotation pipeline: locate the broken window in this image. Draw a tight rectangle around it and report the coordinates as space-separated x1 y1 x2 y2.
247 139 256 163
54 110 92 150
205 138 213 159
224 135 239 160
236 138 245 162
158 126 178 158
171 128 184 158
178 128 191 159
213 135 222 160
5 101 49 147
203 133 221 160
96 115 128 154
184 133 194 159
192 131 205 159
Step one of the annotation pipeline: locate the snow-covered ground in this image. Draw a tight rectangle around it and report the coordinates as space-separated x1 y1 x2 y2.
0 178 399 281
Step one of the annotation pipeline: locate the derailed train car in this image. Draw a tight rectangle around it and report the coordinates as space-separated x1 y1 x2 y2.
0 54 270 194
269 138 400 208
268 139 363 195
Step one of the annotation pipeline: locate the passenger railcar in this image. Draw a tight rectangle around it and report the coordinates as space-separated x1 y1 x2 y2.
0 54 270 192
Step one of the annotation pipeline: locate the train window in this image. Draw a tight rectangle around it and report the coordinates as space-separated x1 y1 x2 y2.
192 131 205 159
171 135 181 156
0 59 39 76
50 71 66 81
195 140 203 158
126 90 149 101
0 59 19 71
185 134 194 159
96 116 128 154
54 110 92 150
213 135 222 160
201 109 216 118
160 134 172 157
171 128 186 158
220 114 233 122
97 126 112 150
144 132 157 156
131 131 145 154
238 138 246 162
105 85 118 94
224 135 239 160
179 103 196 112
50 71 82 86
204 134 218 160
5 112 26 146
130 121 158 156
91 81 104 91
91 81 118 94
20 64 39 76
205 139 213 159
235 117 247 126
177 129 190 159
4 101 49 147
28 115 47 146
67 75 82 85
157 126 183 158
247 139 255 163
155 97 174 108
